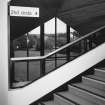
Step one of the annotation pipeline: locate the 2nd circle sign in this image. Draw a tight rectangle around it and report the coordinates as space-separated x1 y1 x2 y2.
10 6 39 17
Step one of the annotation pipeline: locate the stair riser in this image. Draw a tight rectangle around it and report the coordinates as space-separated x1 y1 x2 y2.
54 94 75 105
68 85 105 105
94 69 105 77
82 77 105 90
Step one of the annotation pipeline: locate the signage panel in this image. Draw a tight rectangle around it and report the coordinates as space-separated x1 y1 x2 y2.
10 6 39 17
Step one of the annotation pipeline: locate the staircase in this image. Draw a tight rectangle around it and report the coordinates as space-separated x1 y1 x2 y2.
39 65 105 105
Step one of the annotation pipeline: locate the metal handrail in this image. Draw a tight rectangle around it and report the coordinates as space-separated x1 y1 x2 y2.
11 25 105 62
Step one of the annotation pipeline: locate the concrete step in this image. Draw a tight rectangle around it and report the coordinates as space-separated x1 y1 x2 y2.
68 85 105 105
94 68 105 77
54 93 77 105
71 82 105 98
56 91 95 105
82 76 105 90
86 74 105 83
41 101 57 105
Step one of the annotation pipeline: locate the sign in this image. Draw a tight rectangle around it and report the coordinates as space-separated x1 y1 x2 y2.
10 6 39 17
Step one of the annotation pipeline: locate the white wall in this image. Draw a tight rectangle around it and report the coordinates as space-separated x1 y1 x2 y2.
0 1 8 105
8 42 105 105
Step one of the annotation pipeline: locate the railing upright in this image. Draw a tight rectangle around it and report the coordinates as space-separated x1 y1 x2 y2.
66 25 71 62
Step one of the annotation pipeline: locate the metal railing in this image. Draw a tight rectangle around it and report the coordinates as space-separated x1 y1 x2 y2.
10 25 105 88
11 25 105 62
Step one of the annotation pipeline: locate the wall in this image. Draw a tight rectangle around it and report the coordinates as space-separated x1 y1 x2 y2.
0 1 8 105
8 42 105 105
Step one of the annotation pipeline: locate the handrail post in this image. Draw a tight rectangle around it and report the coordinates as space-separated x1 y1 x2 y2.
88 36 93 50
66 25 70 62
84 39 88 52
40 59 45 76
26 33 30 81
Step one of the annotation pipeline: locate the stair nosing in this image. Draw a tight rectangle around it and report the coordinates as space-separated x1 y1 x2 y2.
55 93 79 105
82 76 105 85
40 102 46 105
68 84 105 102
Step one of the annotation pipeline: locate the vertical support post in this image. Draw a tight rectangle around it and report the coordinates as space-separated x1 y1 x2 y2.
8 2 11 88
40 23 44 56
55 17 57 68
0 1 8 105
66 25 70 62
40 23 45 76
26 33 29 81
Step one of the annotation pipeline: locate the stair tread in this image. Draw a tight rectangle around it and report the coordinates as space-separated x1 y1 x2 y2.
86 74 105 82
54 94 77 105
71 82 105 98
57 91 96 105
82 76 105 91
68 85 105 105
